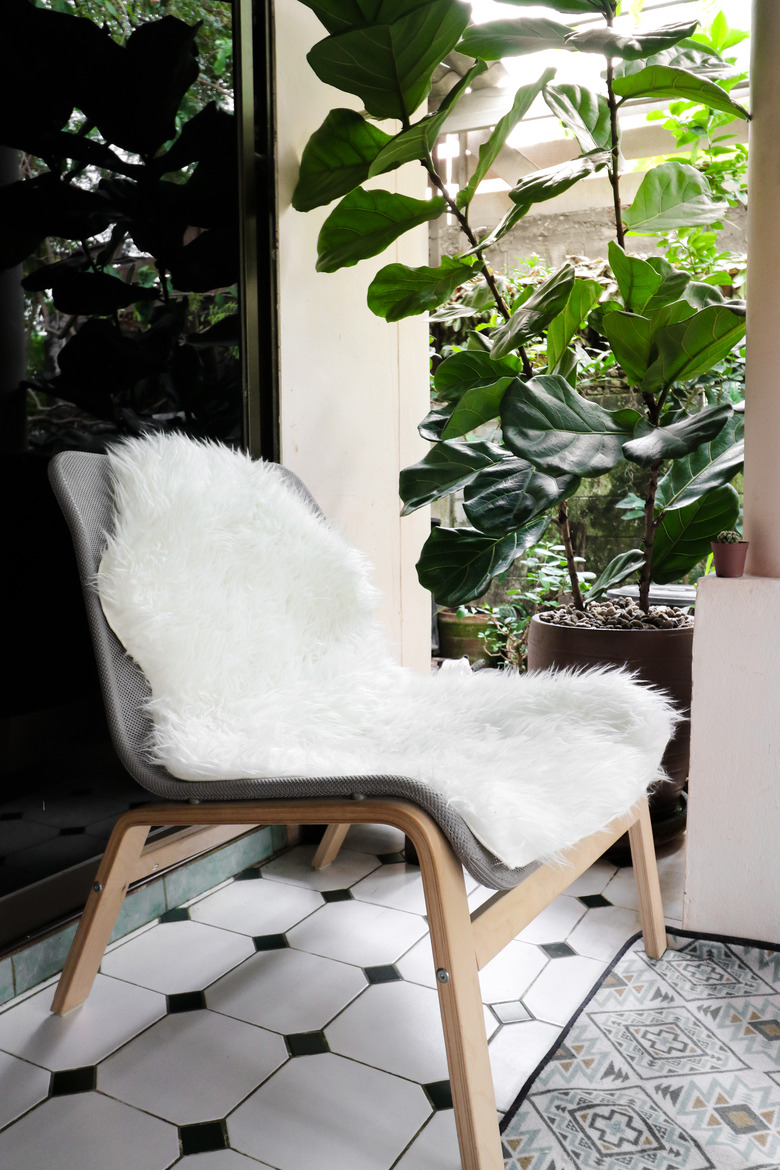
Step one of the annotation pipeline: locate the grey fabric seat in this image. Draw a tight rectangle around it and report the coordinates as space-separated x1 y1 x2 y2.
47 447 669 1170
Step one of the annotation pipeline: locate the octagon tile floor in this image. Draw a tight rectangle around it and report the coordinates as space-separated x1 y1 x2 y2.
0 824 686 1170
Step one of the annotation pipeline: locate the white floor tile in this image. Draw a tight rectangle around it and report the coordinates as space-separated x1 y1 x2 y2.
478 940 548 1005
0 1092 178 1170
286 898 426 966
326 981 450 1083
350 862 427 914
393 1110 461 1170
191 878 323 936
515 894 586 944
564 858 619 896
261 846 380 891
99 1010 286 1124
336 823 405 855
396 934 437 989
176 1154 274 1170
0 973 165 1070
101 920 254 994
523 954 607 1026
228 1051 430 1170
206 947 365 1033
567 904 643 961
0 1051 50 1127
488 1020 562 1112
604 848 686 921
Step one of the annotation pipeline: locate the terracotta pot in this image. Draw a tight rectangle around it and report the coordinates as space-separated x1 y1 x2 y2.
527 614 693 856
711 541 749 578
436 610 497 666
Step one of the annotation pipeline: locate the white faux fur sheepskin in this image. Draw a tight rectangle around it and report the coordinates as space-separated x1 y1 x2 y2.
97 434 677 868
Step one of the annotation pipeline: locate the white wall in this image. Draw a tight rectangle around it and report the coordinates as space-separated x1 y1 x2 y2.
274 5 431 670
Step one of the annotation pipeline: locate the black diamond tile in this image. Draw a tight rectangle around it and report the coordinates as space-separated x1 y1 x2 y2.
179 1121 228 1155
167 991 207 1014
423 1080 453 1110
286 1031 329 1057
253 933 289 951
579 894 612 908
50 1066 96 1096
541 941 577 959
364 964 402 985
378 851 405 865
321 888 353 903
234 868 262 881
160 907 191 923
59 826 86 836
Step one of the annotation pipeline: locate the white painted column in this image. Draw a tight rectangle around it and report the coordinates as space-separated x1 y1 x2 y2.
684 1 780 942
273 6 431 670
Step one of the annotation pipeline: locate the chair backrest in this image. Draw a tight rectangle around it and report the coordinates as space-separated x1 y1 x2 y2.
48 446 534 890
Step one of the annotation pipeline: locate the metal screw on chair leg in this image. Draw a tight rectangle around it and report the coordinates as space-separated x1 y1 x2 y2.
93 882 103 893
436 968 450 983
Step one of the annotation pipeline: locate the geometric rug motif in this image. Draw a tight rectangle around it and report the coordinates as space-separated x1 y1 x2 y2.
501 931 780 1169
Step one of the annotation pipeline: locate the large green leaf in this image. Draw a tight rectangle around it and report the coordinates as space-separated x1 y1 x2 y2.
418 403 455 441
434 350 521 403
491 263 575 358
367 256 475 321
642 303 746 394
463 459 579 535
316 188 447 272
297 1 431 37
416 521 548 605
655 415 744 513
608 242 662 313
399 437 503 513
614 41 738 82
441 379 515 438
651 483 739 583
501 374 640 477
457 18 571 61
546 278 602 372
458 69 556 209
292 109 393 213
369 61 486 177
506 151 610 215
612 64 749 120
601 311 653 385
588 549 645 601
564 22 698 61
307 0 470 121
623 163 729 234
623 403 732 468
543 84 611 152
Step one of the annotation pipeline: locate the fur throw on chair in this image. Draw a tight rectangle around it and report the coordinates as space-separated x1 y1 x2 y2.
97 434 677 868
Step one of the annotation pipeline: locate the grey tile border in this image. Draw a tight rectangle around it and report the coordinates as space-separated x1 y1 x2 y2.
2 826 284 1007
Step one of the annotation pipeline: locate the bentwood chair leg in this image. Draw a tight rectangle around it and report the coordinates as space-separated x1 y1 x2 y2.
311 823 350 869
628 798 668 959
51 817 150 1015
411 818 504 1170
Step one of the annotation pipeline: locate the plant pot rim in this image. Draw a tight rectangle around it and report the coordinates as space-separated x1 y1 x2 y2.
531 613 694 634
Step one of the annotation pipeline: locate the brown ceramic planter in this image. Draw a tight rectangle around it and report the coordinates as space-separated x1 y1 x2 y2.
711 541 749 578
437 610 498 666
527 614 693 856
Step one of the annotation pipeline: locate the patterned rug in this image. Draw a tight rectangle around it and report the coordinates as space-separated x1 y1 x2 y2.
500 931 780 1169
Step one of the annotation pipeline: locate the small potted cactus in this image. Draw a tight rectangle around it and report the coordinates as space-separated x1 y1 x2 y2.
711 529 749 578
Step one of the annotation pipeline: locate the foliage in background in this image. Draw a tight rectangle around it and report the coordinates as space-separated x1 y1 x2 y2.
292 0 748 613
1 0 239 453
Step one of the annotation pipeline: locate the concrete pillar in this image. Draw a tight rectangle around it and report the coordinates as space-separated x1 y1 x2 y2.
273 5 431 670
684 2 780 943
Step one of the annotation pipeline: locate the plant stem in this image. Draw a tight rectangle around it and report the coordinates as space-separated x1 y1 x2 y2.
556 501 585 611
638 459 662 613
605 59 625 250
425 161 533 377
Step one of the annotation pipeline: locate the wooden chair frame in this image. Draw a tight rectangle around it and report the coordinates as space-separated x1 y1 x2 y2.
52 794 665 1170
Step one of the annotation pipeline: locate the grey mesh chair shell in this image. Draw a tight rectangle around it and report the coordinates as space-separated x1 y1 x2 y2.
48 448 668 1170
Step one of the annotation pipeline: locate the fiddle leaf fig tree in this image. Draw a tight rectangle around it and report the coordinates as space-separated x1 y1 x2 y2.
293 0 749 612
